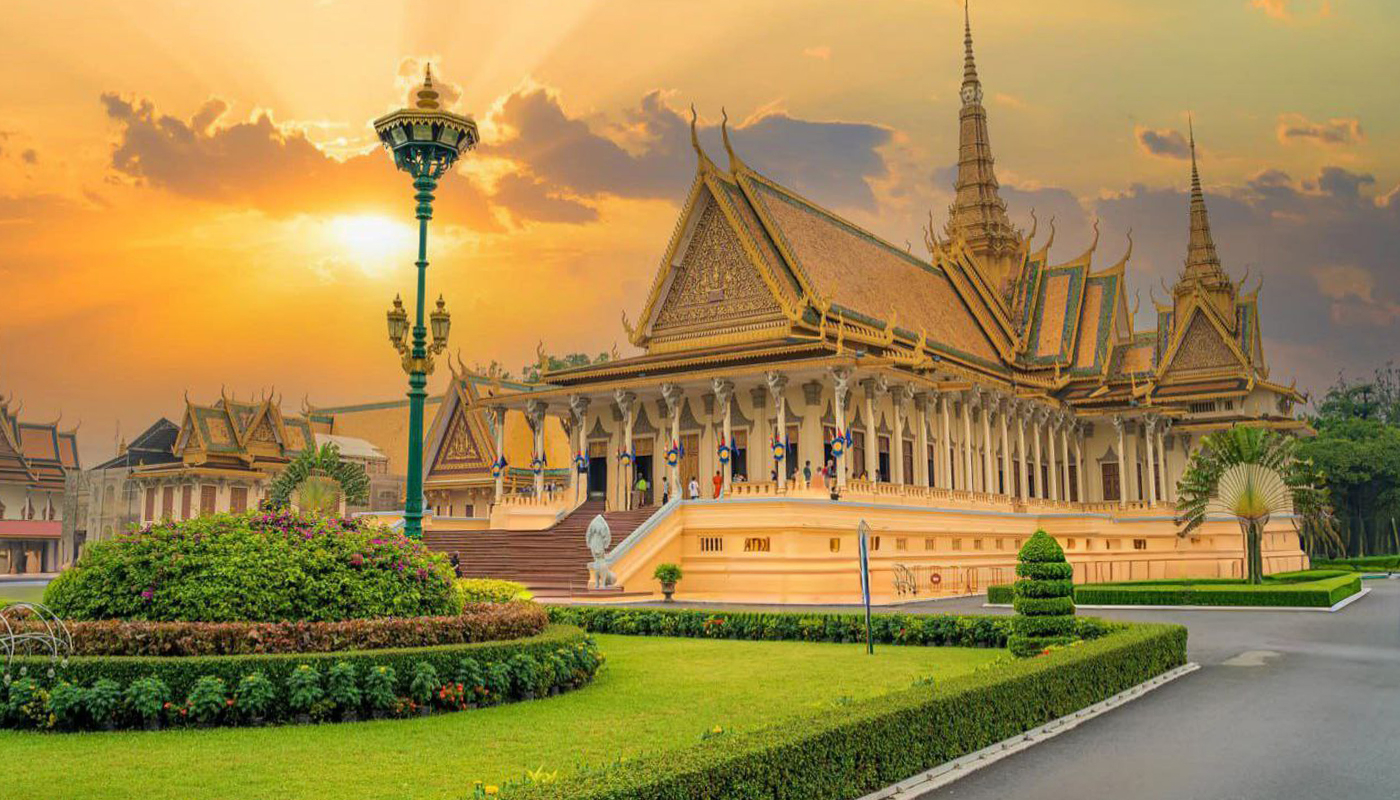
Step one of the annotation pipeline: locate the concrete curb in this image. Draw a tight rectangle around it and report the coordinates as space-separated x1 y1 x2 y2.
983 586 1371 613
853 662 1201 800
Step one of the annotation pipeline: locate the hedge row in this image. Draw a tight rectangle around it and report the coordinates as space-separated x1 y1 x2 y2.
1314 556 1400 573
512 622 1187 800
987 571 1361 608
6 624 592 704
2 626 601 732
7 601 545 657
545 606 1119 648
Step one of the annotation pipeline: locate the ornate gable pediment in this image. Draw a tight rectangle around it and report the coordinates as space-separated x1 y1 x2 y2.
649 190 784 340
1160 306 1246 378
429 401 492 476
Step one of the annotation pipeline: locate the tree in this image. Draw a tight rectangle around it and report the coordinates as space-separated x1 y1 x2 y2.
267 443 370 514
1176 427 1336 584
521 352 610 384
1008 530 1076 658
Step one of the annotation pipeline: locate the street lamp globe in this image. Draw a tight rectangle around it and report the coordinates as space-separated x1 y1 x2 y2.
386 294 409 347
429 295 451 351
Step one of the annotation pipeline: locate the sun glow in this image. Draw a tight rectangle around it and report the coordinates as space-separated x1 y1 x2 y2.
326 214 415 277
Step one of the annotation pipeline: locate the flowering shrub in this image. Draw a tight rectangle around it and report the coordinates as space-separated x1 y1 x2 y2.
326 662 361 714
27 601 545 657
187 676 228 723
86 678 122 728
43 510 459 622
408 662 439 705
235 672 274 720
288 665 324 715
48 682 87 729
124 676 169 725
364 665 398 713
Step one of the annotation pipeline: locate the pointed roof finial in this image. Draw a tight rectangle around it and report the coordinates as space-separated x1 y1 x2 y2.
961 0 981 105
720 107 743 171
689 104 713 169
414 64 441 110
1182 113 1224 281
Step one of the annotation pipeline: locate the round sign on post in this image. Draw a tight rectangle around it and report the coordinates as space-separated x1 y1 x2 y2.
930 573 943 586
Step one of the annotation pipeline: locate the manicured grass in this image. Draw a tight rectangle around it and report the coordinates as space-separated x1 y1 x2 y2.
0 583 47 605
0 634 1000 800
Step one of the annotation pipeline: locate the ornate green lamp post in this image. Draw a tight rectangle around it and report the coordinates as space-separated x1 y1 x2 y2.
374 67 479 538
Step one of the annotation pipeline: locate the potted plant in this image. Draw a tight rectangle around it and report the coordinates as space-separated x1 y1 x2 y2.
653 563 683 602
408 662 438 717
187 675 228 728
326 662 362 722
86 678 123 731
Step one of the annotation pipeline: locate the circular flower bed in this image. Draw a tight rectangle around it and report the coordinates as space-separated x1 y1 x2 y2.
44 510 459 622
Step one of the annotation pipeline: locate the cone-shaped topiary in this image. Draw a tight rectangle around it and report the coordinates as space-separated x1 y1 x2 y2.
1009 530 1076 657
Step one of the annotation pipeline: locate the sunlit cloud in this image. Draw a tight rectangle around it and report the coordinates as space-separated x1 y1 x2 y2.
1276 113 1364 147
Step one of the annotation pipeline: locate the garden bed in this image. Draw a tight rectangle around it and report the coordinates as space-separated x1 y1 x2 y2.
1312 555 1399 573
2 624 599 731
986 569 1362 608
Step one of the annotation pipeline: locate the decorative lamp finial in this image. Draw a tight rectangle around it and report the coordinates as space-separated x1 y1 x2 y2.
414 65 441 110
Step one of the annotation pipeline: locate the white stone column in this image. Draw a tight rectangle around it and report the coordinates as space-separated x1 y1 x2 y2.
861 376 887 482
1113 414 1127 509
1157 421 1172 502
1144 414 1159 506
980 391 994 494
569 395 589 498
940 393 953 489
766 371 789 488
1046 411 1059 501
490 405 506 504
525 399 548 497
830 367 852 488
998 395 1011 497
1074 423 1086 504
1030 407 1045 499
1058 416 1071 502
891 385 913 485
1016 402 1029 501
661 383 684 498
914 392 930 487
712 378 734 494
960 393 974 491
615 389 636 511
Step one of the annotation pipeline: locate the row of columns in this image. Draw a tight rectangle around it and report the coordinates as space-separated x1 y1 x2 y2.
1111 412 1176 507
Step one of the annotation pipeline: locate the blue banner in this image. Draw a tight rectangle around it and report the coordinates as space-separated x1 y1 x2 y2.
858 519 873 655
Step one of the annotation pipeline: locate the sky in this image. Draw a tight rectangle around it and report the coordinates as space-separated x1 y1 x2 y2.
1 0 1397 465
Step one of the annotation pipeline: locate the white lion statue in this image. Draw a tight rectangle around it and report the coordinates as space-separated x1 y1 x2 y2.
586 514 615 589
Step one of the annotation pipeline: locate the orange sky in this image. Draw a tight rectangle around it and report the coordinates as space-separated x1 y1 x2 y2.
2 0 1397 464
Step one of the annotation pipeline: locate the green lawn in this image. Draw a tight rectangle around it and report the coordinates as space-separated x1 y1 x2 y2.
0 583 47 605
0 633 1000 800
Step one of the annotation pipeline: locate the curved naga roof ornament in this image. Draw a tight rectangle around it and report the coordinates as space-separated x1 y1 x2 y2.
720 107 744 171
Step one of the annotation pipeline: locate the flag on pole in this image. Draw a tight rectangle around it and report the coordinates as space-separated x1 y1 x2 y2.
857 519 874 655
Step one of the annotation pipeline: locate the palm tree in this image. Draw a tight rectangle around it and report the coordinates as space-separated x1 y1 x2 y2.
1176 426 1337 584
268 443 370 514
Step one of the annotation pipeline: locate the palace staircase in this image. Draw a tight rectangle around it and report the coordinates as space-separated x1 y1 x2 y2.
425 500 657 599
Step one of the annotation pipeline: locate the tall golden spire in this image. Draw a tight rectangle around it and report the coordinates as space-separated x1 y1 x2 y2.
1183 116 1224 281
944 0 1021 294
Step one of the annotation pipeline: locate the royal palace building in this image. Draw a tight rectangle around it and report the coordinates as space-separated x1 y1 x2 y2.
0 394 80 574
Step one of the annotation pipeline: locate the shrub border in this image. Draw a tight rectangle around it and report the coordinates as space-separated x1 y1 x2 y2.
986 570 1361 608
5 624 596 718
511 621 1186 800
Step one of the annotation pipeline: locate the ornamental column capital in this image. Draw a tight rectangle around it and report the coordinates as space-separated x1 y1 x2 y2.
860 375 889 400
711 378 734 407
613 389 636 414
765 370 789 399
568 394 590 422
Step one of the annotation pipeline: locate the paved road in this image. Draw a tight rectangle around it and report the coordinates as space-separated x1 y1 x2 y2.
624 581 1400 799
921 581 1400 800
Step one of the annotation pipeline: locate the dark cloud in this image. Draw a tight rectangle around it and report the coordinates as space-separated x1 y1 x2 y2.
491 173 597 224
487 88 893 212
1276 113 1363 147
99 92 500 231
1135 126 1191 160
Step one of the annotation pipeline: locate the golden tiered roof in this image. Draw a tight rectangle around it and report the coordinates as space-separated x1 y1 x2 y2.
0 394 79 490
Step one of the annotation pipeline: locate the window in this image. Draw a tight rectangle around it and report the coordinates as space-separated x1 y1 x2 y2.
878 436 891 483
743 537 770 553
973 538 984 551
200 485 216 516
1189 401 1215 414
1101 462 1121 502
180 485 193 519
700 536 723 553
1222 400 1235 411
829 537 841 553
871 536 881 551
951 538 962 551
1066 538 1076 549
161 486 174 520
145 488 156 521
730 429 749 481
230 487 248 514
895 537 907 551
924 538 935 551
995 538 1004 551
1133 538 1148 550
852 431 867 479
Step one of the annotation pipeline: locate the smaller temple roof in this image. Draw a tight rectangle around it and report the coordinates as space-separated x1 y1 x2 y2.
92 418 180 470
0 394 80 490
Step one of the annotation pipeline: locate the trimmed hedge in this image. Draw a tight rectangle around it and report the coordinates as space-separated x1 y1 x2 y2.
5 624 594 712
1314 555 1400 573
44 510 459 622
457 578 535 604
510 622 1187 800
545 606 1118 648
988 569 1362 608
6 601 545 657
